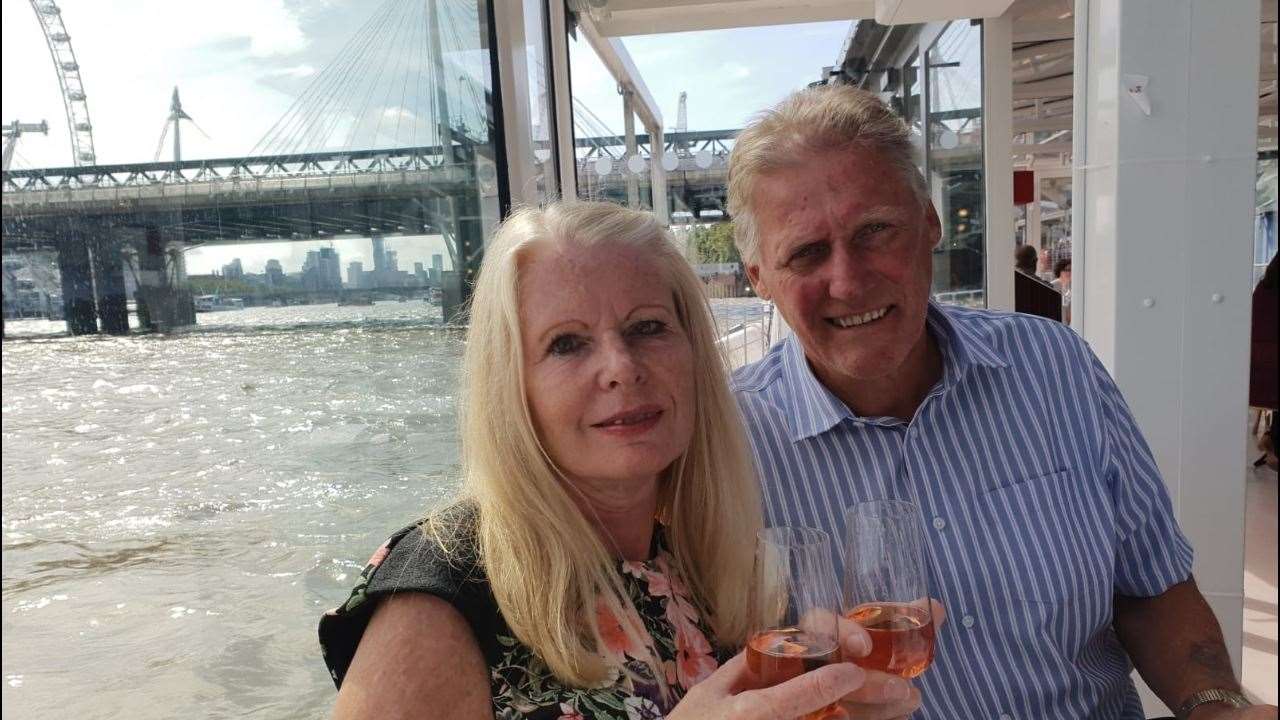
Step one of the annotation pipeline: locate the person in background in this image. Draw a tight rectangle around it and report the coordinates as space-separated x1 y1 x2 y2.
1052 257 1072 324
319 202 923 720
1038 247 1055 282
726 84 1276 720
1015 243 1038 276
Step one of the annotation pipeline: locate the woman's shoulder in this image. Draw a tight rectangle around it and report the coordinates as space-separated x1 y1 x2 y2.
364 502 485 597
319 501 497 688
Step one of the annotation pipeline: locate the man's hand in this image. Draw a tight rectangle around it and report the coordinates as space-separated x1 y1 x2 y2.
831 599 948 720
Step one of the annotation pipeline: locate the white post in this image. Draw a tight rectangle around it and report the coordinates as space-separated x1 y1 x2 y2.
1076 0 1260 713
983 14 1015 310
650 126 670 225
1027 169 1042 252
491 0 540 207
623 90 640 208
548 0 578 200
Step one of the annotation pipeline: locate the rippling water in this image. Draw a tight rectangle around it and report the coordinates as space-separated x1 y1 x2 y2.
1 299 767 719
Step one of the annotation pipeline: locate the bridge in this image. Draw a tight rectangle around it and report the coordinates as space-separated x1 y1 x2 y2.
1 0 739 337
1 128 736 336
1 124 738 336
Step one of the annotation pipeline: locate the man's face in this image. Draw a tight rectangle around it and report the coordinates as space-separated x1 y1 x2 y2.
745 147 940 389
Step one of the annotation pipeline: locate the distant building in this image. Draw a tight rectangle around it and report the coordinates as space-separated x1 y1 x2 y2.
371 236 387 273
384 250 399 273
302 248 342 291
265 259 285 287
222 258 244 281
414 262 428 286
430 254 444 285
347 261 364 288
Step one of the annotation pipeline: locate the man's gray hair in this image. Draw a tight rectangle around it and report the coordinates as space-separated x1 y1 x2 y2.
726 85 928 266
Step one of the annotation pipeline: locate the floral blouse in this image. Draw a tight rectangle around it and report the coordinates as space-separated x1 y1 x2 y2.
319 506 731 719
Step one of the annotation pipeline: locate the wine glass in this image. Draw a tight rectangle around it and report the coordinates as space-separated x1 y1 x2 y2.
842 499 936 678
746 527 845 720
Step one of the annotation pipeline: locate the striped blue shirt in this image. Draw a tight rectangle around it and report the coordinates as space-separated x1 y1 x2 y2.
732 302 1194 720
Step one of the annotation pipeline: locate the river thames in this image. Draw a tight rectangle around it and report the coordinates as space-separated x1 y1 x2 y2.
0 299 768 719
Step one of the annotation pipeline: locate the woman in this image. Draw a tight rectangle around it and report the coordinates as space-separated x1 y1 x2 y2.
320 202 915 720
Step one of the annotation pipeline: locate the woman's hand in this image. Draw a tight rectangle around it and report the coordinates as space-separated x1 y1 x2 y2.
669 599 947 720
667 652 866 720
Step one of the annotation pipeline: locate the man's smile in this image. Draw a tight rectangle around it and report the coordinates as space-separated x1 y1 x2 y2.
826 305 894 329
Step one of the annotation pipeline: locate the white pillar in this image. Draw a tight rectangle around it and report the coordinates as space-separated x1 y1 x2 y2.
623 91 640 208
1075 0 1260 712
1026 170 1042 251
983 14 1015 311
491 0 540 208
548 0 578 201
650 126 670 225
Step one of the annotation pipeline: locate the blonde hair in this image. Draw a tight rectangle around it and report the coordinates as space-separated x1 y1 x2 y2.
727 84 928 266
437 201 763 689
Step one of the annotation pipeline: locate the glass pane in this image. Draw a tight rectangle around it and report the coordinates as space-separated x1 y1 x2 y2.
1257 158 1278 286
1040 176 1072 273
904 53 924 144
926 21 985 308
1 1 499 717
523 0 557 201
562 18 854 363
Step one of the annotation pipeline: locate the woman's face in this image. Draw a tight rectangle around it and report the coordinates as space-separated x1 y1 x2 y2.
518 241 696 490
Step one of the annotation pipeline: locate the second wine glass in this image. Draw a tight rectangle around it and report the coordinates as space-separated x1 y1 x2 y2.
842 499 936 679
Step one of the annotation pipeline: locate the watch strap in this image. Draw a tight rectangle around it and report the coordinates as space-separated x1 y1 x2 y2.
1176 688 1251 719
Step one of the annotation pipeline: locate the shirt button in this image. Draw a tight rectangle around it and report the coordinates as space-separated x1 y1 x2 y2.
999 714 1013 720
932 516 947 530
961 615 975 628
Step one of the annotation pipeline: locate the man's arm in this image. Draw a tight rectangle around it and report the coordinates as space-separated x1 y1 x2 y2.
1113 575 1251 719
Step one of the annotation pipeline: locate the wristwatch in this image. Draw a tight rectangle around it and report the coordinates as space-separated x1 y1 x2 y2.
1176 688 1252 719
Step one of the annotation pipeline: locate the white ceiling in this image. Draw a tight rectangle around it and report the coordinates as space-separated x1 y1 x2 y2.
575 0 1015 36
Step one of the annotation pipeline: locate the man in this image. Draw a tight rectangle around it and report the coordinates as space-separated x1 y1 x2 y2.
727 85 1274 720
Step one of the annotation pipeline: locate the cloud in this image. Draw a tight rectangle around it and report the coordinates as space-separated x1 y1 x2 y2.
269 64 318 79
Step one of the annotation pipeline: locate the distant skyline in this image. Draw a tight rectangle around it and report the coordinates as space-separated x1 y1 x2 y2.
183 234 454 276
2 0 851 169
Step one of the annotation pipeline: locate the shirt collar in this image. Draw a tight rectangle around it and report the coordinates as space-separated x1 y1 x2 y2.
779 301 1009 442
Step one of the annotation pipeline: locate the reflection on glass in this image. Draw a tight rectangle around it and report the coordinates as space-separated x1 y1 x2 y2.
926 21 984 308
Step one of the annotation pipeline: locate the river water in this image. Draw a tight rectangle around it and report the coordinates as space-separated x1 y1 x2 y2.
0 299 768 719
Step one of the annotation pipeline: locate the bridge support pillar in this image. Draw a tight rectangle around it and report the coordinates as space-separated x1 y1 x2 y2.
134 226 195 332
452 192 485 324
56 233 99 335
440 270 463 325
91 236 130 335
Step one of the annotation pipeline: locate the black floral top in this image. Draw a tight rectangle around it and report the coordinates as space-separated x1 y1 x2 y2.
319 506 732 719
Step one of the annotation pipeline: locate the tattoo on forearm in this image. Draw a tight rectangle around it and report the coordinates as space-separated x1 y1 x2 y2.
1189 640 1235 679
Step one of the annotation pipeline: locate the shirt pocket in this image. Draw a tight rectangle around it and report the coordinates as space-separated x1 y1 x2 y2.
966 468 1115 608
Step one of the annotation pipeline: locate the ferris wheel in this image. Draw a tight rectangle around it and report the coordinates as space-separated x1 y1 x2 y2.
28 0 96 166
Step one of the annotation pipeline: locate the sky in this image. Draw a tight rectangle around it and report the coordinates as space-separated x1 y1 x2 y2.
2 0 853 273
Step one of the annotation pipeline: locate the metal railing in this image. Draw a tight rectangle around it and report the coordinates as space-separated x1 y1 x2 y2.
715 300 776 370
